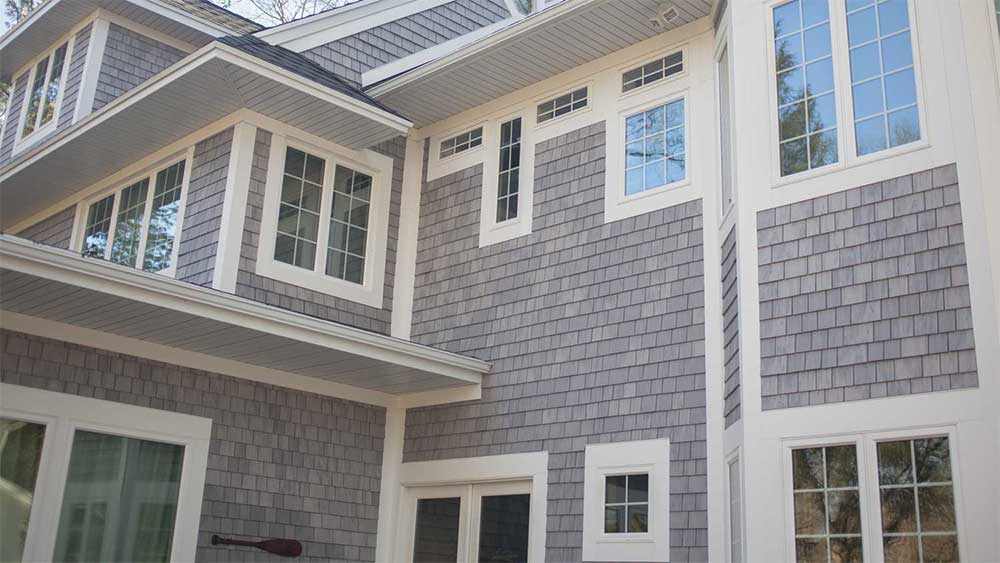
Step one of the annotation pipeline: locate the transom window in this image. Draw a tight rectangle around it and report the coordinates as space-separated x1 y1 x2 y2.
846 0 920 155
622 51 683 93
624 98 686 196
537 87 588 123
791 445 864 562
21 42 69 138
273 146 373 285
82 159 187 275
604 473 649 534
440 127 483 159
773 0 839 176
496 117 522 223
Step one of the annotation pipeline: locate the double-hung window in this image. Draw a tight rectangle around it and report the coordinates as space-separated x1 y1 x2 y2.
20 42 70 141
80 158 189 275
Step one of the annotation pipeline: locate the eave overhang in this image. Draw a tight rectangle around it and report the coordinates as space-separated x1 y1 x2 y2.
366 0 712 128
0 42 412 227
0 235 487 407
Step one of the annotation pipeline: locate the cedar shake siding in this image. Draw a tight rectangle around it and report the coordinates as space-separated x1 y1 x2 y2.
92 23 186 111
757 164 978 408
721 226 741 427
405 122 709 562
15 205 76 249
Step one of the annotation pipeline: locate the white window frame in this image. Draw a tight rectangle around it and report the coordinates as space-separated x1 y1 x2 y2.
256 129 392 308
535 84 591 126
72 149 194 278
764 0 930 188
621 50 686 95
583 439 670 562
427 122 489 181
478 109 535 246
12 38 75 153
0 383 211 563
781 426 968 563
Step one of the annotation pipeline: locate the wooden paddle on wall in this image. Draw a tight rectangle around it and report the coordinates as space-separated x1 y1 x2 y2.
211 535 303 557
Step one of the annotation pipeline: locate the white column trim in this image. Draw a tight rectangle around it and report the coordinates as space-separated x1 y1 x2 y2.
212 121 257 293
390 135 425 339
374 406 405 563
73 17 109 123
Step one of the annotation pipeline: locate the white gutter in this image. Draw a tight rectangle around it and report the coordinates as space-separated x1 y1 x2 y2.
0 235 490 383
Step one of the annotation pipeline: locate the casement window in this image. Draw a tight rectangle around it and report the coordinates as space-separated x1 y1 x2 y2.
622 51 684 93
0 384 210 563
257 133 392 307
770 0 923 179
496 117 522 223
536 87 588 124
440 127 483 159
786 432 961 563
624 98 687 196
583 440 670 562
78 157 190 276
19 41 70 141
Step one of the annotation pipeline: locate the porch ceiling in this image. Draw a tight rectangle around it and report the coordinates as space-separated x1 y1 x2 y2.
0 236 487 402
367 0 713 128
0 43 411 227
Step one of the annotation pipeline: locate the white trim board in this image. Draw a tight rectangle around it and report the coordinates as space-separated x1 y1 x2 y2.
212 121 257 293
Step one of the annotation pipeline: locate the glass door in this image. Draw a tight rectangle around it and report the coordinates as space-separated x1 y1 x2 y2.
406 481 532 563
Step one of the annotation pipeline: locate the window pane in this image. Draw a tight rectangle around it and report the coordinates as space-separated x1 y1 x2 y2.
774 0 838 176
846 0 920 155
496 117 522 223
478 494 530 563
627 504 648 533
40 43 68 127
605 505 626 534
605 475 626 504
53 430 183 563
914 437 951 483
275 148 322 271
413 497 461 563
84 195 115 258
796 538 828 563
831 537 864 563
624 99 685 194
791 445 863 562
921 535 959 563
0 418 46 563
627 474 648 503
877 441 913 485
110 179 150 267
794 492 827 535
143 161 185 273
826 445 858 487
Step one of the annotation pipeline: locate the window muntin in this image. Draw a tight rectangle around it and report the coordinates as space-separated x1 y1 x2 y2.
773 0 839 176
846 0 920 156
21 43 68 138
604 473 649 534
81 159 187 274
440 127 483 159
791 445 864 563
622 51 683 92
624 99 686 196
877 437 958 562
327 166 372 284
496 117 522 223
275 147 324 271
537 87 588 123
0 418 46 563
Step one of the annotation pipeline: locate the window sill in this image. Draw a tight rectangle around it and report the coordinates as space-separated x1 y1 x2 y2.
605 178 698 224
12 121 58 157
254 257 385 309
772 138 931 191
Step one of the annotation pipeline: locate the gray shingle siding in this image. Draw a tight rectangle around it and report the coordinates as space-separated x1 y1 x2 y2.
57 23 92 131
176 127 233 286
405 122 708 562
233 130 403 334
93 23 186 111
0 72 29 166
0 330 384 563
721 226 741 427
302 0 511 86
15 205 76 249
757 164 978 409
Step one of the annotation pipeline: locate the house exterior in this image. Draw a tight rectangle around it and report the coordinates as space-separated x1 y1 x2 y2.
0 0 998 561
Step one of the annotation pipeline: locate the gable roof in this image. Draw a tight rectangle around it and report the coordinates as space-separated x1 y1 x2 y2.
158 0 263 34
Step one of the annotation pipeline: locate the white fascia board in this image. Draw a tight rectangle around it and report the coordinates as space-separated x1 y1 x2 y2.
362 18 515 87
0 42 411 184
256 0 453 52
0 235 491 383
127 0 241 37
367 0 597 97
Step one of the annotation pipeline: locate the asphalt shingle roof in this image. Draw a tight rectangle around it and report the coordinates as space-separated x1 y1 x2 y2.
161 0 263 34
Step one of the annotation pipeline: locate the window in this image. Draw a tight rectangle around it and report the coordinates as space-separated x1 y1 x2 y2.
20 42 69 139
496 118 522 223
772 0 839 176
718 43 735 212
791 445 864 562
0 384 210 563
877 437 958 562
846 0 920 155
625 98 686 196
603 474 648 533
622 51 684 92
81 159 188 275
583 439 670 561
440 127 483 159
537 87 588 123
257 133 391 307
